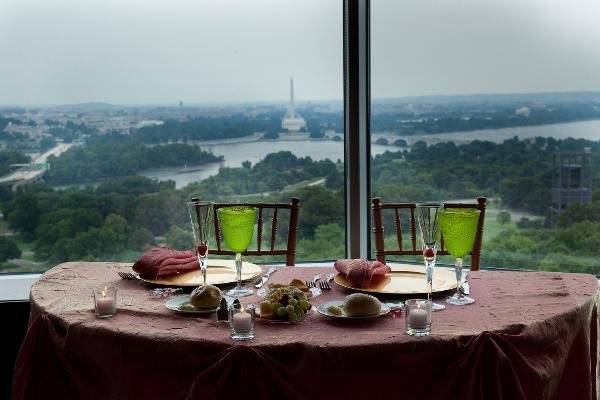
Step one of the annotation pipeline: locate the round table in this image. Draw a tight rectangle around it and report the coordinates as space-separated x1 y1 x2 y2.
13 262 599 400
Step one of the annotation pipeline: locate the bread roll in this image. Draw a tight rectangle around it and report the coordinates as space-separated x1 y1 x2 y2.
343 293 381 317
190 284 222 309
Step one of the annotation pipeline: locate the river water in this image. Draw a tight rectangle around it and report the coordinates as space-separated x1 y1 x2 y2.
141 140 390 189
141 120 600 189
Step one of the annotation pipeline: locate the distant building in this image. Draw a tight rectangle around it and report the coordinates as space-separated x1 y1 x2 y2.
179 100 183 107
281 77 306 132
551 148 592 226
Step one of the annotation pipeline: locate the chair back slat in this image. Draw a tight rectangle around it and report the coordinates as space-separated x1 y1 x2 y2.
213 208 222 252
371 197 486 271
409 207 417 252
209 197 300 266
286 198 300 266
270 208 278 252
394 208 403 251
256 207 263 252
371 198 386 262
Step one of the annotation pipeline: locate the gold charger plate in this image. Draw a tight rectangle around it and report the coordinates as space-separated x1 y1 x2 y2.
140 259 261 287
333 263 457 295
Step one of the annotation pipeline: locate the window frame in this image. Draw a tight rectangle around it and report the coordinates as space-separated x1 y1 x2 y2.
2 0 370 299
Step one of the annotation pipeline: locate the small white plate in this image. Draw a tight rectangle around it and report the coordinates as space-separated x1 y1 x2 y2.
165 295 219 314
317 300 391 320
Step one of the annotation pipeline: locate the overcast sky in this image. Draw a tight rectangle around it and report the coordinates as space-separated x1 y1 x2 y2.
1 0 599 105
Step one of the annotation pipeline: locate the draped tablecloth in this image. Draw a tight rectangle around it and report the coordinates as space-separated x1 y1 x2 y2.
12 262 599 400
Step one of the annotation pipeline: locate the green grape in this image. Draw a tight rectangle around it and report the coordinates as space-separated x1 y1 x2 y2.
276 307 287 317
288 312 298 321
288 298 298 307
260 300 272 314
298 300 310 310
285 304 295 314
272 302 282 311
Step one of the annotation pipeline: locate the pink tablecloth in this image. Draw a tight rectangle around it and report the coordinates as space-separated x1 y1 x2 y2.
12 262 599 400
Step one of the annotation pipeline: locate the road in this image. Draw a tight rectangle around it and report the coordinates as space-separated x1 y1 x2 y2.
0 143 73 186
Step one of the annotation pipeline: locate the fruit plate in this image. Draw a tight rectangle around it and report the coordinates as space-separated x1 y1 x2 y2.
333 263 456 295
317 300 391 320
165 295 219 314
255 309 313 324
140 259 262 287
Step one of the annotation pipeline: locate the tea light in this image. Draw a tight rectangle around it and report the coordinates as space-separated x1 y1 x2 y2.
405 299 431 336
229 304 255 340
94 285 117 318
233 311 252 330
408 309 428 329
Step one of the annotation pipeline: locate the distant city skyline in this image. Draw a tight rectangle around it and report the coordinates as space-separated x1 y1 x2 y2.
1 0 600 105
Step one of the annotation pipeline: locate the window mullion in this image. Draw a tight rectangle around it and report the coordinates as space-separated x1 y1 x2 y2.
344 0 371 259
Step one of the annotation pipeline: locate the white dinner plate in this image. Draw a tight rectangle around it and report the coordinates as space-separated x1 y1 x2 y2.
317 300 391 320
165 295 219 314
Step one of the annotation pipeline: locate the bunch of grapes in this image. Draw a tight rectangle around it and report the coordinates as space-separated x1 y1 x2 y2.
260 286 311 321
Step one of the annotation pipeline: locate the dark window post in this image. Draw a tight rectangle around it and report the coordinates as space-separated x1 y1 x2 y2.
344 0 371 258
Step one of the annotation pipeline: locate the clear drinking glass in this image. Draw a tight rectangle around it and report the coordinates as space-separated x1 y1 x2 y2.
439 208 480 306
416 203 445 311
187 199 213 286
219 206 257 298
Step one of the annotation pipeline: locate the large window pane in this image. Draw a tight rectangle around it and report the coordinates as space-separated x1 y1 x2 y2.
0 0 344 272
371 0 600 274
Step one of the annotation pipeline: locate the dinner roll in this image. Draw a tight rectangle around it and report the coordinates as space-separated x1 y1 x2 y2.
343 293 381 317
190 284 222 309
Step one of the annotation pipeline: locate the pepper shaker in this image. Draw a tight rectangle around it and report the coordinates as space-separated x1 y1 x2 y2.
217 297 229 322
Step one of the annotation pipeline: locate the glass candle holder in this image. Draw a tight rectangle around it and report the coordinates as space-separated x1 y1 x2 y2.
405 299 431 336
229 304 255 341
94 285 117 318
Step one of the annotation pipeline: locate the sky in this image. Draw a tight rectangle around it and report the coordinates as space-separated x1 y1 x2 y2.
1 0 600 105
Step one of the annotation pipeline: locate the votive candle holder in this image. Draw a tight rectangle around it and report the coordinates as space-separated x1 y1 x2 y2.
405 299 431 336
94 285 117 318
229 303 255 340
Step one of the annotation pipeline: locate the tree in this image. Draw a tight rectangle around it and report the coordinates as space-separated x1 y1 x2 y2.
0 237 21 262
6 191 40 235
128 228 155 251
496 211 511 225
166 226 194 250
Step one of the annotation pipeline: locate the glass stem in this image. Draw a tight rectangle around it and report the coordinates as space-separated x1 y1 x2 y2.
455 257 464 299
199 254 207 286
235 253 242 289
425 259 433 302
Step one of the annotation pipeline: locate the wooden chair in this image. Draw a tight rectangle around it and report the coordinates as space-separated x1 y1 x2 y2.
211 197 300 266
371 197 487 270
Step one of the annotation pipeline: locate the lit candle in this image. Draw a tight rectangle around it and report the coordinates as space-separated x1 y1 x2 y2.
95 285 117 318
232 309 252 332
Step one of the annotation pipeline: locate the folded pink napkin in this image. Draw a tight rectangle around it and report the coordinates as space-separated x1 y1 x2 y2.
334 259 391 288
133 247 199 279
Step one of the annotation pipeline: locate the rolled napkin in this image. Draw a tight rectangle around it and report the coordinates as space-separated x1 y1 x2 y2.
133 247 199 279
334 259 391 288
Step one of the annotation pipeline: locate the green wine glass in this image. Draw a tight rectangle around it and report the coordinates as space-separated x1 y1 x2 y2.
220 206 257 298
440 208 480 306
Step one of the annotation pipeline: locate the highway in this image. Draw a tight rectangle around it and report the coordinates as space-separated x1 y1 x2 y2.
0 143 73 186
